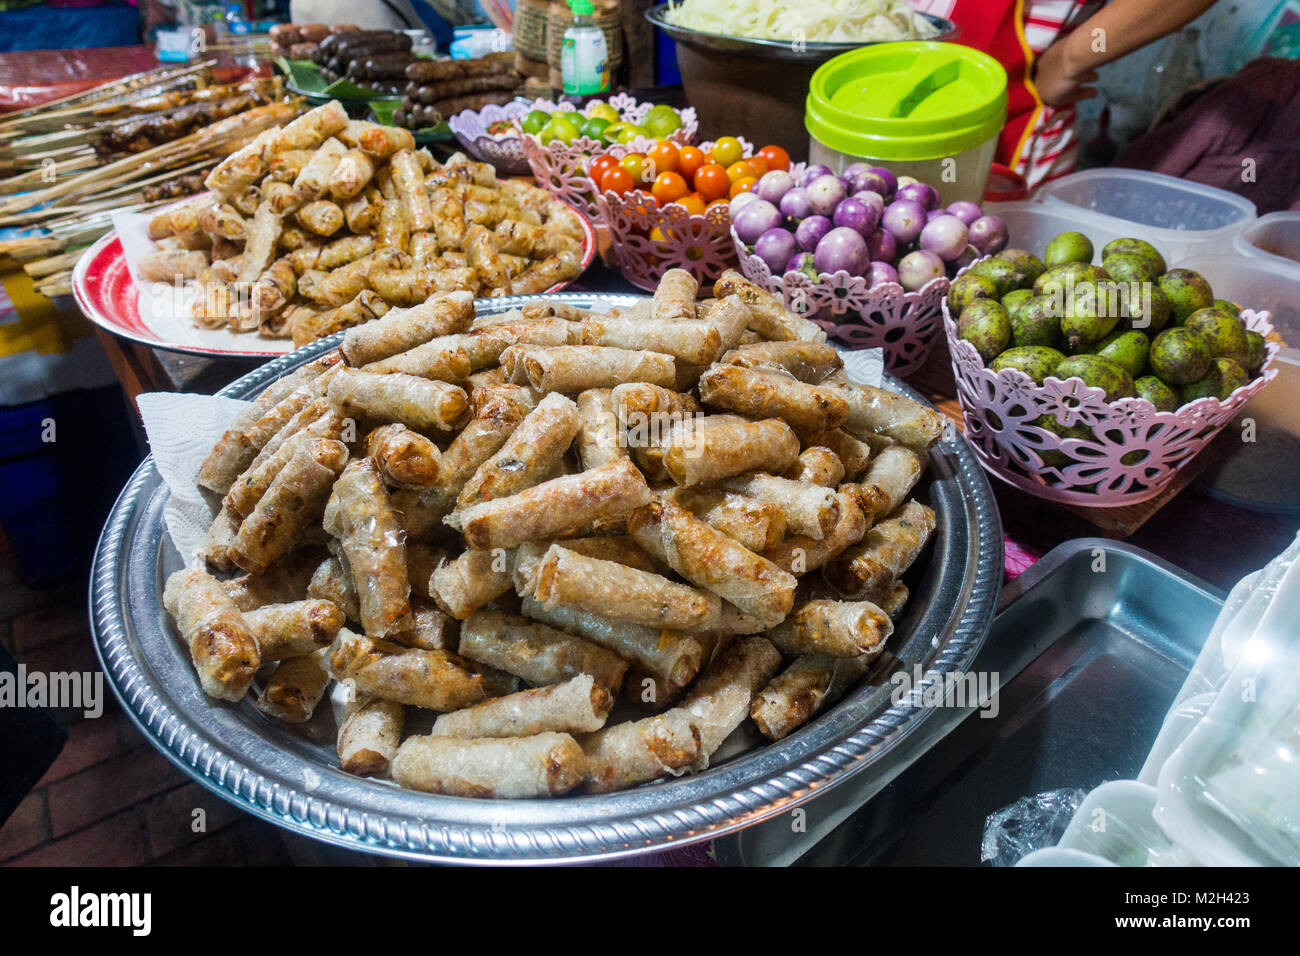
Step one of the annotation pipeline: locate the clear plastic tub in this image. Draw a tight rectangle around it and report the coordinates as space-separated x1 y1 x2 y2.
1037 168 1256 262
981 200 1130 258
1233 210 1300 268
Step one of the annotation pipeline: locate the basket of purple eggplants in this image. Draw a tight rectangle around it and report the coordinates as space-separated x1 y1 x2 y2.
729 160 1008 376
943 230 1280 506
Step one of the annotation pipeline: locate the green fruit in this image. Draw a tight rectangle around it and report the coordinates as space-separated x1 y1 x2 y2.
1215 357 1249 398
522 109 550 135
1134 375 1180 412
600 121 638 145
1102 238 1167 275
586 101 620 124
1245 330 1266 373
1158 269 1215 324
1034 261 1091 296
1056 354 1136 401
579 116 611 141
1102 251 1160 285
946 273 998 315
969 258 1023 298
1033 413 1092 467
1184 307 1249 365
990 346 1066 383
1090 329 1150 379
642 105 682 138
540 113 581 145
1044 230 1094 266
1180 360 1226 403
1001 288 1035 323
1213 298 1241 317
995 249 1046 287
1010 295 1062 348
1149 327 1212 385
1121 283 1172 333
1060 281 1121 351
958 299 1012 363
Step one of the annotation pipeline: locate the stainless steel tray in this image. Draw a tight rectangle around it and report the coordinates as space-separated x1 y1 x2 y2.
89 292 1002 864
715 539 1225 866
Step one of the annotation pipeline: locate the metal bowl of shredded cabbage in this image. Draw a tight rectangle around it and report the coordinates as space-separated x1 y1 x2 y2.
647 0 956 60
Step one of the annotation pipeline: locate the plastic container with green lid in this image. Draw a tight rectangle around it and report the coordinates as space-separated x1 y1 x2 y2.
805 42 1007 204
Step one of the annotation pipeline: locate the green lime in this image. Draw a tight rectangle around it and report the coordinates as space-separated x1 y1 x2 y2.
580 116 611 141
522 109 550 135
586 101 620 124
642 104 682 138
540 114 581 146
616 123 648 144
601 121 636 146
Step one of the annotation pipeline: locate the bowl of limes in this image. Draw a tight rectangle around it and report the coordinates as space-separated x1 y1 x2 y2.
519 94 697 220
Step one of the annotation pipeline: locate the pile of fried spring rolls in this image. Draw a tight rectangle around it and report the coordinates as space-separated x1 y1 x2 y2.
165 266 944 798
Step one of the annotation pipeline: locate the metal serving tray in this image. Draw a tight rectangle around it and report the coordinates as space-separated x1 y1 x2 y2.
89 292 1002 864
715 539 1225 866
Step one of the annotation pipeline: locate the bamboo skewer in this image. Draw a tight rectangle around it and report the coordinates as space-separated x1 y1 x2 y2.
0 62 214 130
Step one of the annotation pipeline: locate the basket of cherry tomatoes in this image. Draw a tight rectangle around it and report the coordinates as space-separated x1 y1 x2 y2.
584 136 792 292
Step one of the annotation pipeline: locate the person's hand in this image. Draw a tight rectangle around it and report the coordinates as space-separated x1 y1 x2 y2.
1033 39 1099 108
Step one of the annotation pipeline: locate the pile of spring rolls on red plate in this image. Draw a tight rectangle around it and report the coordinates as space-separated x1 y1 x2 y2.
163 266 944 798
139 100 584 346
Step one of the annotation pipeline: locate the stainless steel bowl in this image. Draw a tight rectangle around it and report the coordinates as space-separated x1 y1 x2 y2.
89 292 1002 864
645 4 959 61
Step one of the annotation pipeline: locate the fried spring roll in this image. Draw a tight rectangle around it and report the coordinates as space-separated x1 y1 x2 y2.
662 417 800 487
451 458 652 550
611 382 701 433
824 500 937 600
628 498 796 628
581 315 721 365
236 201 282 284
852 444 926 522
574 388 627 470
341 290 474 366
230 438 347 574
533 544 721 630
521 596 704 687
713 269 827 343
456 392 580 509
430 548 514 620
721 472 840 540
138 249 210 283
767 600 893 658
698 363 849 431
391 600 458 651
722 340 843 382
458 610 629 691
268 100 349 153
332 459 411 638
328 148 377 200
651 267 697 322
366 423 441 489
362 338 472 382
517 346 676 393
798 428 874 482
295 199 345 236
356 122 416 157
786 447 845 487
307 555 361 623
255 648 331 723
392 732 585 798
225 407 342 518
243 598 345 661
430 674 610 739
328 366 469 432
330 629 487 710
222 550 320 611
196 502 239 571
824 381 946 450
764 491 868 575
292 137 347 201
162 568 260 702
669 487 787 554
751 653 874 741
680 636 782 758
389 147 434 231
579 709 703 793
337 696 404 776
697 294 752 354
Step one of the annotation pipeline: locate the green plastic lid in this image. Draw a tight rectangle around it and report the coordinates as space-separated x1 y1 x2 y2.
806 42 1007 162
569 0 594 14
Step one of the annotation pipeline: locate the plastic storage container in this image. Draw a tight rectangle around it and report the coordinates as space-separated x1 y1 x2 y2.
1037 168 1256 262
981 200 1130 257
1233 210 1300 268
805 42 1007 205
1173 253 1300 513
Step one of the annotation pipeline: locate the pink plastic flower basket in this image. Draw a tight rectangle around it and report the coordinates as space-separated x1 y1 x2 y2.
589 138 751 293
518 94 698 221
944 302 1280 507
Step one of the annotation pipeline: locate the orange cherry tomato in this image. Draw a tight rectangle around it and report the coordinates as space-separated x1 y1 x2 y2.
587 154 619 186
710 136 744 168
747 155 769 177
729 176 758 198
678 145 705 180
694 163 731 201
651 170 690 206
599 166 634 195
726 160 757 184
675 192 707 216
757 145 790 171
706 197 730 211
646 140 680 176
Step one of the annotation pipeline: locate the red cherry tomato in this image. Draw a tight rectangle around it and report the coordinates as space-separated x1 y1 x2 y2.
587 154 619 186
757 145 790 171
747 155 769 177
651 170 690 206
678 145 706 180
694 163 731 201
646 141 680 176
599 166 634 195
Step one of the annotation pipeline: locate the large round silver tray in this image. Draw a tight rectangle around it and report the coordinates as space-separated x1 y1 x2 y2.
89 292 1002 864
645 4 959 62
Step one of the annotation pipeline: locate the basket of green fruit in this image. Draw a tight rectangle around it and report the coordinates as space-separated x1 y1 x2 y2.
518 95 695 220
944 231 1279 505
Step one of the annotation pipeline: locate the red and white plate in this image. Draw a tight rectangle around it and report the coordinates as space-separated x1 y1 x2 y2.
72 197 599 359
